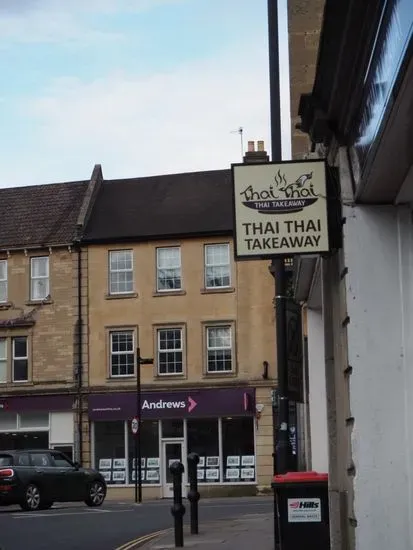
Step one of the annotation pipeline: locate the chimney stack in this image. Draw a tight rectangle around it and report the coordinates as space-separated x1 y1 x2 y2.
243 140 269 163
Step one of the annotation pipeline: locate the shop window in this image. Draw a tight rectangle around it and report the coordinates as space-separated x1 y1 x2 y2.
204 244 231 289
187 419 219 484
19 412 49 429
30 256 49 301
110 331 135 377
0 412 17 431
156 247 182 291
0 338 6 383
222 417 255 483
206 326 233 373
161 419 183 438
0 432 48 451
109 250 134 295
94 421 126 485
127 420 160 485
157 328 184 375
0 259 7 303
12 336 28 382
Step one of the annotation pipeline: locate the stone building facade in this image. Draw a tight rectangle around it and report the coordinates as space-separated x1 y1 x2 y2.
0 177 95 462
80 156 277 499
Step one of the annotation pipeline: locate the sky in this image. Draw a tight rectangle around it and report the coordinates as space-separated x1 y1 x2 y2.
0 0 291 188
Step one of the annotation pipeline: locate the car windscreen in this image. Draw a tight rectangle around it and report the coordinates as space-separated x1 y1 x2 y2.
0 455 13 466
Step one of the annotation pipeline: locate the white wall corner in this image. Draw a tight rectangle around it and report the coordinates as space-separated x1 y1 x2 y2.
343 204 410 550
306 308 328 472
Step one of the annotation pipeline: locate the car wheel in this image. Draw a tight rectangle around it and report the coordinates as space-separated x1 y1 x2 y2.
20 484 42 511
85 481 106 507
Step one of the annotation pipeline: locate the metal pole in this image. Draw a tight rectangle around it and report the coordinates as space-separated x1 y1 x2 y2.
267 0 282 162
267 0 290 476
136 347 142 504
271 259 289 475
187 453 200 535
170 462 185 547
134 429 138 504
267 1 288 545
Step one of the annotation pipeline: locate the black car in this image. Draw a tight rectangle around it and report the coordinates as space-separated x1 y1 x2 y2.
0 449 106 511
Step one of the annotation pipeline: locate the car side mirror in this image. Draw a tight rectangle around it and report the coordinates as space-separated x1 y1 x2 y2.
73 461 80 470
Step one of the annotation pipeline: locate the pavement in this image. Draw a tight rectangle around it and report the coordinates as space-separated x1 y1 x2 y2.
138 513 274 549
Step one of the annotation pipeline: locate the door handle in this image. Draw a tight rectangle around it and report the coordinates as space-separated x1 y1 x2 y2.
35 469 44 474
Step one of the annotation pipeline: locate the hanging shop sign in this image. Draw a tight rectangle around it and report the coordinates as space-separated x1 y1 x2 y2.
232 160 329 258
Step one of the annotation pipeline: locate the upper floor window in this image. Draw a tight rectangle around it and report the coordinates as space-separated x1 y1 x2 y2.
110 331 135 377
30 257 49 301
12 336 28 383
0 260 7 303
109 250 133 295
157 327 183 375
0 338 6 383
156 247 181 292
206 326 233 373
204 244 231 289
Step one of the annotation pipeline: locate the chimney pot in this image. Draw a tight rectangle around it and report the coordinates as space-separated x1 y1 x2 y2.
243 138 269 164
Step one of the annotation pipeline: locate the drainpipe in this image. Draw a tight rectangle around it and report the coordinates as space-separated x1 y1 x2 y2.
76 241 83 464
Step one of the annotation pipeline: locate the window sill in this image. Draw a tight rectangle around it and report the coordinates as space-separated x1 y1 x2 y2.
10 381 33 386
105 293 138 300
204 371 237 378
201 287 235 295
152 290 186 297
106 376 135 382
154 373 187 380
0 302 12 310
25 299 53 306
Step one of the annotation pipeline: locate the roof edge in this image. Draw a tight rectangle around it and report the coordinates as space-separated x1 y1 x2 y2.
75 164 103 240
81 230 233 245
0 243 74 254
103 168 231 185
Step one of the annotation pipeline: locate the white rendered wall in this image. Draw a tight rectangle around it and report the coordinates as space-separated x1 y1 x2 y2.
343 204 413 550
49 412 74 445
307 308 328 473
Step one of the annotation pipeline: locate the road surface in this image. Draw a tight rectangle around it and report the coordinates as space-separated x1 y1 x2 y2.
0 496 273 550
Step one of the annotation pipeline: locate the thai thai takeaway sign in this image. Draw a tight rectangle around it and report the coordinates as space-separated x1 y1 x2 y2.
232 160 329 258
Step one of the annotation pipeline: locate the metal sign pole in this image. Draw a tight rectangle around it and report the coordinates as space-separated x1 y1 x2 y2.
131 417 139 503
135 348 153 505
267 0 291 476
136 348 142 504
134 429 138 503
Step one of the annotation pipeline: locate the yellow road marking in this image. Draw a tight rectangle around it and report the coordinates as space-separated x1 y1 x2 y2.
114 529 169 550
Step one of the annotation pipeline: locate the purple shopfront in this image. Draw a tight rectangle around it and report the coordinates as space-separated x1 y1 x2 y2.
0 395 75 460
89 388 257 497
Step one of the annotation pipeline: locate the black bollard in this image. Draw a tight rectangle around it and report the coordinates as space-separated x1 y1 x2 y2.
187 453 200 535
170 461 186 547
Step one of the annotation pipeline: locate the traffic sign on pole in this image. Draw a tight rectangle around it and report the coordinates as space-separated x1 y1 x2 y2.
131 417 139 435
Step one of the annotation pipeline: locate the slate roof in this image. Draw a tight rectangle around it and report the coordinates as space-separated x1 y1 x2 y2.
0 181 88 249
83 169 233 243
